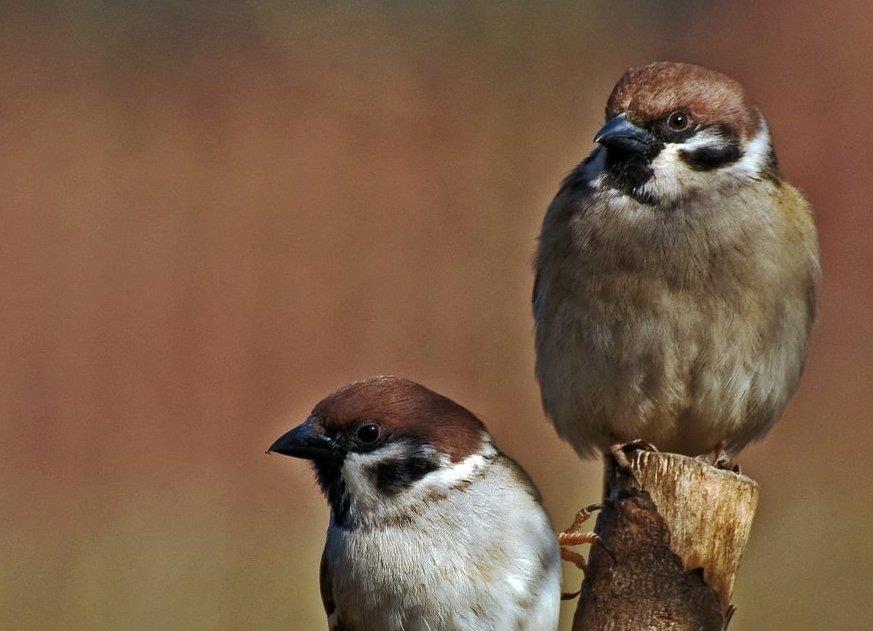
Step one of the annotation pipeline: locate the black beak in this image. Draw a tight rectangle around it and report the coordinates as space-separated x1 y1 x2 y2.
267 418 336 460
594 114 655 154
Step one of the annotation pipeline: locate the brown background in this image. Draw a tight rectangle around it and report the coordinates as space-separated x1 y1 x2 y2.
2 2 871 629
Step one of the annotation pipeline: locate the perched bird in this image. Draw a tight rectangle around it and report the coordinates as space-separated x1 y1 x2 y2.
268 376 561 631
533 61 819 459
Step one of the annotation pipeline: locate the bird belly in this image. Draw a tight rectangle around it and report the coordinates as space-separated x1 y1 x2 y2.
536 272 802 457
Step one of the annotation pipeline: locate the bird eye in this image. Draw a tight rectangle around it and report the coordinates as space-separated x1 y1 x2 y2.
667 111 691 132
355 423 381 445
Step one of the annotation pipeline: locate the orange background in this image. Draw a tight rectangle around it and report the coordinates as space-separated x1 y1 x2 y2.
2 2 871 629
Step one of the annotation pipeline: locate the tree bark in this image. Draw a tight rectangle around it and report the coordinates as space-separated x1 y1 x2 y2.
572 447 758 631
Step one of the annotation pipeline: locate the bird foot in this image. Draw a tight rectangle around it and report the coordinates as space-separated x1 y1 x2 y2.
714 451 741 474
561 588 582 601
557 503 604 573
560 547 592 572
703 442 741 474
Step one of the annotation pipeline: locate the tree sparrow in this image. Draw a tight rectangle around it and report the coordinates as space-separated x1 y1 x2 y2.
533 61 820 459
268 376 561 630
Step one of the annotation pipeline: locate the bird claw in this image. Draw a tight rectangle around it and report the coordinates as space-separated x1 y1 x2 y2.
714 451 741 474
708 442 742 474
560 547 591 571
558 504 606 573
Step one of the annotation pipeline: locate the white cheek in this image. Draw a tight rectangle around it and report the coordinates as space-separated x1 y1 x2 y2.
644 128 724 200
424 436 496 490
641 122 772 204
645 143 702 199
340 434 497 525
341 443 409 514
724 121 771 180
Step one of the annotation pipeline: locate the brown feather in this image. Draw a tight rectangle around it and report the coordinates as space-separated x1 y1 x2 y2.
312 376 486 462
607 61 759 138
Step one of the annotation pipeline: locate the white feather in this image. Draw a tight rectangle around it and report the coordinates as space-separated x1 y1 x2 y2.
640 120 772 204
326 439 561 630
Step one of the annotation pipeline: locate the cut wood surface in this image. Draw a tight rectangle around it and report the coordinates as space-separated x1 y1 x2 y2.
572 448 759 631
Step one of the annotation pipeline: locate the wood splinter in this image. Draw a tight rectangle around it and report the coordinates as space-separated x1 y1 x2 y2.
571 446 759 631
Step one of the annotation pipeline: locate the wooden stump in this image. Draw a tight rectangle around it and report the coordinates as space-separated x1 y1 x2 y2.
571 448 759 630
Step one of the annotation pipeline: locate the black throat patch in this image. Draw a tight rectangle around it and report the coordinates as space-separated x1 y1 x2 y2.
313 457 353 527
602 146 662 205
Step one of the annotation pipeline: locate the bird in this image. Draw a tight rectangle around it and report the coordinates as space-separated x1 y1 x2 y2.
268 376 562 631
533 61 819 460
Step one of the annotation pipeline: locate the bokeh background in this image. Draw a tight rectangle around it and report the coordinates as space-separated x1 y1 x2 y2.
2 1 871 629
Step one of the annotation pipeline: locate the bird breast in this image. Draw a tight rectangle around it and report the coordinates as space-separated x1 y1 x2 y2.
323 457 560 630
535 179 814 455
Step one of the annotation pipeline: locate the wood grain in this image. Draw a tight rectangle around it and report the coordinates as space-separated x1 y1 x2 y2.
572 449 758 630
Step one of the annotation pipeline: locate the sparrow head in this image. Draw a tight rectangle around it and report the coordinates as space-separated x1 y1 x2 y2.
593 61 776 206
268 376 496 528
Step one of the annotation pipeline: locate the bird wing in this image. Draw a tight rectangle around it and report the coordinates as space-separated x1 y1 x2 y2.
319 545 338 627
532 148 603 313
779 181 820 330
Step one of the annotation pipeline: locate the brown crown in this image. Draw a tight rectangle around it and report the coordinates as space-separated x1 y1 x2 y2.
312 376 488 462
606 61 759 138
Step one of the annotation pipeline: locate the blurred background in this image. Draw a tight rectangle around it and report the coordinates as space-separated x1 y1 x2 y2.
2 1 871 629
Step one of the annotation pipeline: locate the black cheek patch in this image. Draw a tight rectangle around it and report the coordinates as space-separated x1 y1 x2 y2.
680 142 743 171
374 455 440 496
